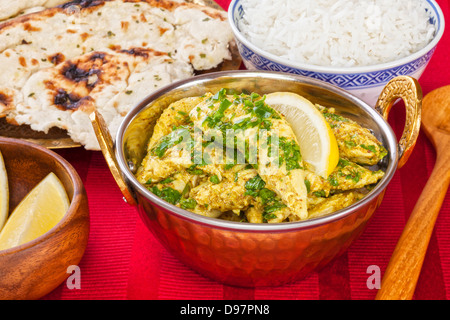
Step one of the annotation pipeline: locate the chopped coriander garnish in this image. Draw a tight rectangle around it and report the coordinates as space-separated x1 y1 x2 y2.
203 98 232 128
244 175 266 197
304 179 311 193
264 201 286 214
322 112 348 123
180 198 197 210
150 186 181 205
263 212 278 221
209 175 220 184
279 137 302 171
159 177 174 184
258 188 276 205
328 175 339 187
345 140 357 148
224 163 236 170
187 165 204 175
360 144 377 153
313 190 326 197
210 88 226 101
151 126 190 158
338 158 351 167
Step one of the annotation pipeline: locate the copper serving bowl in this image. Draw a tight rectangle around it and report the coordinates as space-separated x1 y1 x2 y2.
91 71 421 287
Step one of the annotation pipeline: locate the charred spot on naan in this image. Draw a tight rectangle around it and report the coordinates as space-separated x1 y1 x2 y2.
53 89 95 111
0 91 13 112
0 1 106 33
23 23 41 32
120 48 152 59
120 47 169 59
48 52 66 65
61 52 107 81
0 87 18 117
59 0 107 10
62 63 101 88
61 52 107 86
59 0 188 13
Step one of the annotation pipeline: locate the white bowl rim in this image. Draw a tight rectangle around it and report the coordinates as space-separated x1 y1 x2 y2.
228 0 445 75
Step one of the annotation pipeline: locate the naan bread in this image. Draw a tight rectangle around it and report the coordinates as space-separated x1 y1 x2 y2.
17 48 193 149
0 0 234 149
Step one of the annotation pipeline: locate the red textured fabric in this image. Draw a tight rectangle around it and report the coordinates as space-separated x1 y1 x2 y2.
42 0 450 300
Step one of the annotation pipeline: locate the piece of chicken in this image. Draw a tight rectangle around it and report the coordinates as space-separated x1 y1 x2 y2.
304 158 384 197
317 105 387 165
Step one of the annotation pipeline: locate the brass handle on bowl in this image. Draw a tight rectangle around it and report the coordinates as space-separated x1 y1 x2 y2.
375 76 422 169
90 110 137 206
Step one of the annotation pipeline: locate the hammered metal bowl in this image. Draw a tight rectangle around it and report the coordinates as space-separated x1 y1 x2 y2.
92 71 421 287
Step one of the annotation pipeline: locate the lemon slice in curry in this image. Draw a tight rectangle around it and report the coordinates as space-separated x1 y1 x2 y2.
0 172 69 250
0 150 8 232
265 92 339 178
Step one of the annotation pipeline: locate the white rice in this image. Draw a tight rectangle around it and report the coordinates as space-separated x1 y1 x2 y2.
238 0 436 67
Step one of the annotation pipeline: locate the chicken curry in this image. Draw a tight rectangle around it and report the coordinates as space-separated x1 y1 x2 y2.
135 89 387 223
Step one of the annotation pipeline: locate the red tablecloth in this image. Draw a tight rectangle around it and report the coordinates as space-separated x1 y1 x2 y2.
42 0 450 300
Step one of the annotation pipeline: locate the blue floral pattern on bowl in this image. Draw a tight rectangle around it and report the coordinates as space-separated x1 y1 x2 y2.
237 41 437 90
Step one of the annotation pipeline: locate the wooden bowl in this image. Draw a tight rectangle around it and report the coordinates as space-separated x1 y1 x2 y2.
0 137 89 300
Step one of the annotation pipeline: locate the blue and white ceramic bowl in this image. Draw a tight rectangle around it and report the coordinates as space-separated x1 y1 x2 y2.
228 0 445 107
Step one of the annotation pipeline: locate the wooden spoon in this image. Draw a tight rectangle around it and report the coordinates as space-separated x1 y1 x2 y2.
376 85 450 300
